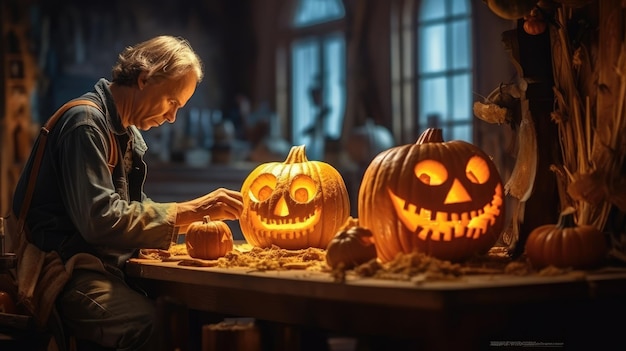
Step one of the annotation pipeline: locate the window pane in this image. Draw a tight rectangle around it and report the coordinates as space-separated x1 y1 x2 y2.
451 19 470 70
450 0 470 17
419 77 447 127
418 0 472 142
419 0 445 21
451 73 471 121
323 34 345 141
294 0 345 27
291 39 319 149
418 24 446 74
451 124 471 141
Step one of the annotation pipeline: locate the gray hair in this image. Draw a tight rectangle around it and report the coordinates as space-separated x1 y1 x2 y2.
111 35 203 86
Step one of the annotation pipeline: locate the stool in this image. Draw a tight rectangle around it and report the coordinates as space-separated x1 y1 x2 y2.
202 318 261 351
156 295 189 351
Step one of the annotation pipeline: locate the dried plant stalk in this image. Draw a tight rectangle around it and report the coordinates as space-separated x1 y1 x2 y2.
550 6 625 230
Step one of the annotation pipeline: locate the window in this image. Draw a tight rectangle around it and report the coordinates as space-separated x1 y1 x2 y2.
289 0 346 160
294 0 344 27
417 0 472 142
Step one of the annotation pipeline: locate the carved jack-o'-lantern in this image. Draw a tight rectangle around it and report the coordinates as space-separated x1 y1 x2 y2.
240 145 350 250
358 128 505 262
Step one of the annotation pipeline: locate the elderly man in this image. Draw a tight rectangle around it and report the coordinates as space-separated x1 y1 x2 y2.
11 35 243 350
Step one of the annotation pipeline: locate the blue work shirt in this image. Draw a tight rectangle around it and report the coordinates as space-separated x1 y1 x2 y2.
12 78 177 269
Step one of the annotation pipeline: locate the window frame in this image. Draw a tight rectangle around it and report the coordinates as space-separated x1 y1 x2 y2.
275 0 347 150
390 0 476 144
415 0 474 142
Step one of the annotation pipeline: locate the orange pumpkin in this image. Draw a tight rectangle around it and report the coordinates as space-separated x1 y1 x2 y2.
523 8 547 35
326 217 377 269
523 18 547 35
186 216 234 260
358 128 505 262
525 207 608 269
0 291 16 314
239 145 350 250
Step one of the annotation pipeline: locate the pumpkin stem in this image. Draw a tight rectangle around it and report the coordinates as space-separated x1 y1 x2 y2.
416 128 444 144
557 206 577 229
203 215 212 223
284 145 309 164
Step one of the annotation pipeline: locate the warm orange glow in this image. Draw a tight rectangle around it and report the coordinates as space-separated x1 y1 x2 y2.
290 175 316 202
244 172 322 238
414 160 447 185
466 155 490 184
388 184 503 241
248 173 277 202
444 179 472 204
357 128 506 262
239 144 350 249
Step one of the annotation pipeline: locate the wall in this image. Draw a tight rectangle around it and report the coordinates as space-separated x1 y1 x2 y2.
2 0 518 216
30 0 254 120
248 0 515 143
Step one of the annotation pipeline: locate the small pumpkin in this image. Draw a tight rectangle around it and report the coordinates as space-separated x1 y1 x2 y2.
186 216 234 260
525 207 608 269
358 128 505 263
523 8 547 35
326 217 377 269
239 145 350 250
0 291 16 314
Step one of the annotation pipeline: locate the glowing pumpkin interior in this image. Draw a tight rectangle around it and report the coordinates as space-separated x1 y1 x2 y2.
247 173 322 235
388 156 503 242
240 145 350 249
357 128 506 262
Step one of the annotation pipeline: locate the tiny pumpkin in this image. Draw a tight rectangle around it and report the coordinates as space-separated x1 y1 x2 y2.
186 216 234 260
326 217 377 269
239 145 350 250
0 291 16 314
525 207 608 269
358 128 505 263
523 8 547 35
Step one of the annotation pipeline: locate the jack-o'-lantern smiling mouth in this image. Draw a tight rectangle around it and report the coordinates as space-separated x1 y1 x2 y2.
387 184 503 241
247 203 321 239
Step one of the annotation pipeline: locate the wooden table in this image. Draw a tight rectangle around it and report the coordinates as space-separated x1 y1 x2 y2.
125 257 626 350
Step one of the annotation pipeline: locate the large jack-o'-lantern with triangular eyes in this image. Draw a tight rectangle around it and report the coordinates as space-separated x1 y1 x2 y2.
358 128 505 262
239 145 350 250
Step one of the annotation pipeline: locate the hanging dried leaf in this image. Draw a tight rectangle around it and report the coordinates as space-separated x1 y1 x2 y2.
504 92 537 202
473 101 509 124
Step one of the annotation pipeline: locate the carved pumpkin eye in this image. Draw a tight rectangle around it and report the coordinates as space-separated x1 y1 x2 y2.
290 175 316 203
466 156 490 184
248 173 277 202
414 160 447 185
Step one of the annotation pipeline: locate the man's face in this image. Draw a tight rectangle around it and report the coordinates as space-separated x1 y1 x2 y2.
129 71 197 130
